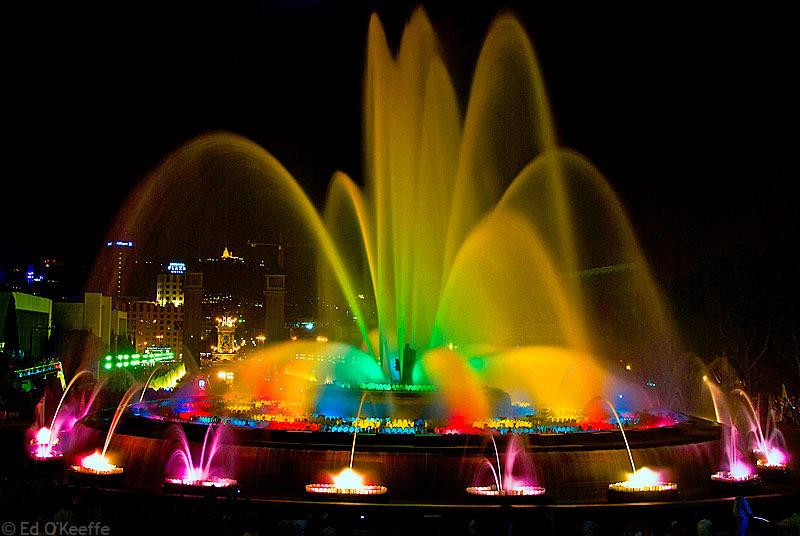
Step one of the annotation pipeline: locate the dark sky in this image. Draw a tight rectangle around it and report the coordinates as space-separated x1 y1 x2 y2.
1 1 798 283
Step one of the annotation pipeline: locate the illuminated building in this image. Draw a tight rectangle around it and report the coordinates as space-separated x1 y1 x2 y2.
220 247 242 261
0 292 52 361
104 240 134 306
128 301 183 355
156 264 186 306
52 292 128 354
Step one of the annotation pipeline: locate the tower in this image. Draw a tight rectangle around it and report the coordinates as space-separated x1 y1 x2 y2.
104 240 134 307
182 271 203 369
264 274 286 342
213 315 238 361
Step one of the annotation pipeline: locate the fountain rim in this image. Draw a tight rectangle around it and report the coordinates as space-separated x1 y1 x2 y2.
76 411 720 454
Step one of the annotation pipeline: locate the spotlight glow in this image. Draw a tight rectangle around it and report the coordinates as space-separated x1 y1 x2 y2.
466 485 546 497
71 451 123 475
305 467 387 496
711 460 759 484
35 426 51 445
609 467 677 493
756 447 788 469
30 426 62 460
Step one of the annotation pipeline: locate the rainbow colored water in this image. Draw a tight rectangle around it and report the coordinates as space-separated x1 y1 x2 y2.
95 8 685 425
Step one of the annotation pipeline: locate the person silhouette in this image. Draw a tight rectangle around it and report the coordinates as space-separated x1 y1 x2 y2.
733 496 752 536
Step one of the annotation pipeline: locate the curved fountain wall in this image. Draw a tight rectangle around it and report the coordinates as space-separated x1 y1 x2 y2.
68 418 719 503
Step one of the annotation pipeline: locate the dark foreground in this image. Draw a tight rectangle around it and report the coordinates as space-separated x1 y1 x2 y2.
2 423 799 535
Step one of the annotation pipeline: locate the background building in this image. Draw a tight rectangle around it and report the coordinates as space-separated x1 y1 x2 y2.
156 262 187 306
0 292 52 362
51 292 128 355
128 301 182 355
103 240 135 307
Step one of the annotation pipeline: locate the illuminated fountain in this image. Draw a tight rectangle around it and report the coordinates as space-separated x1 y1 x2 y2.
30 370 97 461
307 392 387 498
305 467 387 497
163 424 237 491
608 467 678 496
702 380 769 489
71 450 124 476
68 8 737 502
709 424 760 490
70 384 140 479
466 434 545 498
603 399 677 501
95 6 682 418
30 426 60 461
733 390 789 476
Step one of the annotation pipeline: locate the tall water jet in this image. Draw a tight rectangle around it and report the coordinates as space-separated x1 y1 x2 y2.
601 398 677 500
139 365 167 403
92 7 682 422
710 424 760 490
30 370 95 461
732 389 788 471
70 8 724 503
71 384 141 477
306 390 388 497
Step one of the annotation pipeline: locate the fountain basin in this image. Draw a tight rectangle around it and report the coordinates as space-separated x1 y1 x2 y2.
755 460 789 482
305 483 388 498
68 411 721 503
607 481 678 502
69 464 124 487
466 485 548 504
709 471 760 494
163 477 239 495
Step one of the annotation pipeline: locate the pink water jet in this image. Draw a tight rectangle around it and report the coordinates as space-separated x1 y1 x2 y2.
163 424 236 489
466 434 545 497
734 389 789 470
29 370 102 461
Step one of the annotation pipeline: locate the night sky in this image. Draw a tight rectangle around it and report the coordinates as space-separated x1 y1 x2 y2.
2 1 798 285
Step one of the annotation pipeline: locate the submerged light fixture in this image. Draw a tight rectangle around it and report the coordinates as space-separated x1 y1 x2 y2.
70 451 123 476
305 467 387 496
